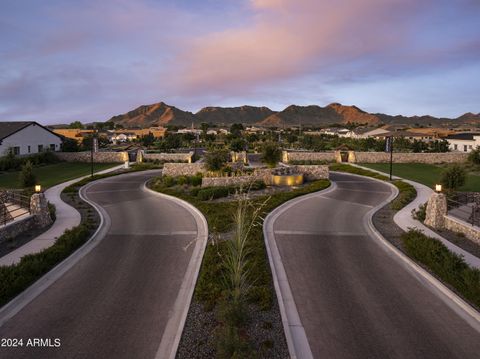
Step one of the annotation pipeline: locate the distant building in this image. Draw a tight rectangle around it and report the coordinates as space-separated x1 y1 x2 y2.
446 133 480 153
53 128 95 143
0 121 62 156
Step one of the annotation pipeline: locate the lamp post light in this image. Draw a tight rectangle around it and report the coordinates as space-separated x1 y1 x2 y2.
435 184 442 193
35 184 42 193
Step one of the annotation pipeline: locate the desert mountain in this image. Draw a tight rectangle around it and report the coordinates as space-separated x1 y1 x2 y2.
259 103 381 126
105 101 479 128
108 102 197 128
196 105 275 125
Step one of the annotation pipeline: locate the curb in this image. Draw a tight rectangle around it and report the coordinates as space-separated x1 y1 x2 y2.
143 183 209 359
0 179 111 327
338 171 480 332
263 182 337 359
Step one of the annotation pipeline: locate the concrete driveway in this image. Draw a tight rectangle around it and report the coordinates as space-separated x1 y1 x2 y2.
269 172 480 359
0 170 203 359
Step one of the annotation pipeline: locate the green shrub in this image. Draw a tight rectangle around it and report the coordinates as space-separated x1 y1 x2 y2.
197 186 234 201
412 202 427 222
0 225 90 306
441 164 467 191
177 175 188 185
468 148 480 165
48 202 56 222
205 149 229 172
162 176 176 187
189 175 203 187
401 229 480 307
19 161 36 188
261 142 282 168
391 180 416 210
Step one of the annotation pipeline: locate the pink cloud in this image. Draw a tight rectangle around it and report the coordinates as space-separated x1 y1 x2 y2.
171 0 423 94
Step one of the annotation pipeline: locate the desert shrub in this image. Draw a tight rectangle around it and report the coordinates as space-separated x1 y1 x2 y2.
0 225 90 306
441 164 467 191
205 149 229 172
391 180 416 210
468 148 480 165
197 186 234 201
19 161 37 188
177 176 188 186
401 229 480 307
261 142 282 168
162 176 176 187
48 202 56 222
412 202 427 222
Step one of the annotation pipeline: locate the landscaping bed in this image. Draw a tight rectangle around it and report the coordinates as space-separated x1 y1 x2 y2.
149 176 331 358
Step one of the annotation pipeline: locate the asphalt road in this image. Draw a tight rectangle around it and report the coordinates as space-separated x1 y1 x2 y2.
272 172 480 359
0 171 198 359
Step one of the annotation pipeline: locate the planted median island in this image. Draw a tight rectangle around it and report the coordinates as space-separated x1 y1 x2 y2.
149 169 330 358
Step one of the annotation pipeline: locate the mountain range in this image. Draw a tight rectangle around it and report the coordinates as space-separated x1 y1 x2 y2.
106 102 479 128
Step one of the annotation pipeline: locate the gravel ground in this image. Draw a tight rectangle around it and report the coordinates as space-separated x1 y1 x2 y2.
176 293 289 359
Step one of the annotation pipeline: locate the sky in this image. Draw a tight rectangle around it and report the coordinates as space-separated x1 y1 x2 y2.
0 0 479 124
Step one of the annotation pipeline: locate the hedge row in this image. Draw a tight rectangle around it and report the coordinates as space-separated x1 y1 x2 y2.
0 225 90 306
0 151 59 172
401 229 480 308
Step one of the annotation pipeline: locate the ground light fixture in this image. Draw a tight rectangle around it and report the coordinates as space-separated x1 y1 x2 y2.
35 184 42 193
435 184 442 193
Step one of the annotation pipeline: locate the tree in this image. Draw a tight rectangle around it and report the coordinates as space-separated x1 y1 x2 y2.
205 149 229 171
440 164 466 191
68 121 84 129
261 142 282 168
468 148 480 165
61 138 80 152
139 133 155 147
19 161 36 188
201 122 209 137
229 138 246 153
230 123 244 137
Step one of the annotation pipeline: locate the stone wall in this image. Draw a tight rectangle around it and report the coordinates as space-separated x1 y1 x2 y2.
444 216 480 243
283 150 468 164
143 151 194 163
283 151 335 163
55 151 128 163
292 165 329 181
163 163 207 177
202 175 262 188
0 215 37 243
201 166 328 187
0 193 52 243
354 152 468 164
424 192 480 243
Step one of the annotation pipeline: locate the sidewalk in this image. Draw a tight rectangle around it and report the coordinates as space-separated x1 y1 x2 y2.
352 164 480 269
0 165 123 267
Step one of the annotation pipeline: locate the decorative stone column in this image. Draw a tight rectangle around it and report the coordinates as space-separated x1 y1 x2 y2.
424 192 447 229
30 193 53 228
136 149 144 163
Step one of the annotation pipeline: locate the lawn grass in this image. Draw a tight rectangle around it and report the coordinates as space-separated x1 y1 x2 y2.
0 162 118 189
360 163 480 192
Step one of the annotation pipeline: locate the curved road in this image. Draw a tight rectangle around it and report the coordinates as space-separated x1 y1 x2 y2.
0 171 201 359
271 172 480 358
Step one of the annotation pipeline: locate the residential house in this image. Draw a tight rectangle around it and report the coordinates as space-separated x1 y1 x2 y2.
0 121 62 156
446 133 480 153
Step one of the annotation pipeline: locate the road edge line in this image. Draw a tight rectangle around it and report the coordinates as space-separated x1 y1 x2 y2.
263 182 337 359
143 182 209 359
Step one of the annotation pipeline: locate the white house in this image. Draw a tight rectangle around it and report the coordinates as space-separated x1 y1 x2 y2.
446 132 480 153
0 121 63 156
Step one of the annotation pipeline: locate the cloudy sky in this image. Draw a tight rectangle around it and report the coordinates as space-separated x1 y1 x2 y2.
1 0 479 124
